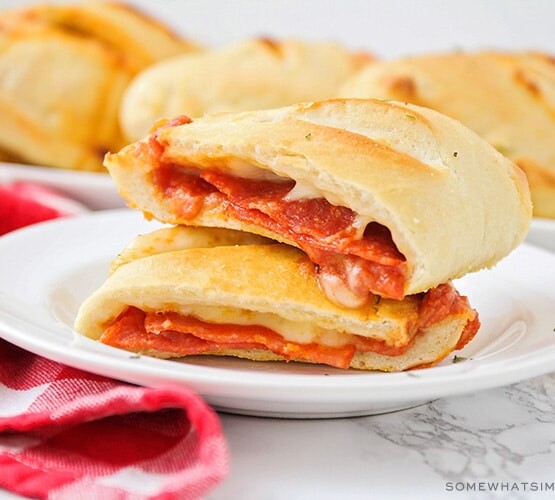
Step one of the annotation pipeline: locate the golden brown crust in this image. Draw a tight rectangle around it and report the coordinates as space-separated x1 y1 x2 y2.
0 1 198 171
24 2 199 72
340 51 555 217
110 225 271 272
119 38 372 141
106 98 532 295
74 243 474 372
76 244 418 341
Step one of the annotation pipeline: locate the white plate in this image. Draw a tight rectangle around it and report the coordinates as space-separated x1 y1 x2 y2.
0 162 125 210
528 217 555 253
0 210 554 418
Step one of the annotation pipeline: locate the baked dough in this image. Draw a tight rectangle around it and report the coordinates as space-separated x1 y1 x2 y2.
74 241 477 372
25 1 198 72
120 38 372 141
106 98 532 297
0 1 198 171
340 51 555 218
110 225 271 272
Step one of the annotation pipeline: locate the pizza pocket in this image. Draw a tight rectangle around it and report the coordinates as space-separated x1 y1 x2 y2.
120 38 372 141
340 51 555 218
75 235 479 372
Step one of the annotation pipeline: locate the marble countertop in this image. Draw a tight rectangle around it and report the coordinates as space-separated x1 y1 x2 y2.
208 372 555 500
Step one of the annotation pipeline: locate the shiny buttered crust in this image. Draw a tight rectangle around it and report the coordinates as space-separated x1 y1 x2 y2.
106 98 532 295
340 52 555 217
120 38 371 141
111 225 271 272
74 244 471 371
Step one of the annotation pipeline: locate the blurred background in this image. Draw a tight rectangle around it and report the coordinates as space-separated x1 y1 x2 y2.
1 0 553 56
1 0 554 222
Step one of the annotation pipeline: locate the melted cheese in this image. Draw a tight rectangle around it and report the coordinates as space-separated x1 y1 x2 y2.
352 214 373 239
317 271 369 309
222 159 356 212
136 301 404 346
160 304 354 347
283 179 324 201
224 158 289 181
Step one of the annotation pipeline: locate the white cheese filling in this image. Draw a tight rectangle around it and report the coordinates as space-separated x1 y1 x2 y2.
219 160 373 229
151 305 355 347
137 302 408 348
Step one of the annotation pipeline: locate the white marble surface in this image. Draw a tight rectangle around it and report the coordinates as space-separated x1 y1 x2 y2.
209 372 555 499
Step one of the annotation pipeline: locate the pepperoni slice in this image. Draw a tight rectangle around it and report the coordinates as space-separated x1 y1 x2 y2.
152 162 407 300
99 283 479 370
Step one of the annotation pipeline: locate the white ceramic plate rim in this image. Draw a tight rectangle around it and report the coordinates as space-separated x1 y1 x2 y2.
0 210 554 417
527 217 555 254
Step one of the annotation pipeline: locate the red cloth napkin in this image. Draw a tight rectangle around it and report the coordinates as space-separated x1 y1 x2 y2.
0 183 229 498
0 182 88 235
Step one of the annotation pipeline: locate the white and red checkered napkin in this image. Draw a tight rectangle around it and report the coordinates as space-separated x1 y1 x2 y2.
0 339 229 499
0 183 229 498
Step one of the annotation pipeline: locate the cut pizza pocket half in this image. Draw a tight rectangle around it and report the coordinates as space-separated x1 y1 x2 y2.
105 98 531 307
74 228 480 372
